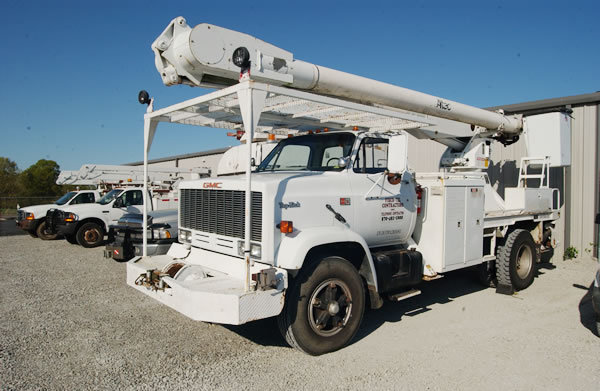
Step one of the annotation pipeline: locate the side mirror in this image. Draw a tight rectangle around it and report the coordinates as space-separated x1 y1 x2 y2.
113 198 124 208
337 157 350 169
250 157 257 167
388 134 408 174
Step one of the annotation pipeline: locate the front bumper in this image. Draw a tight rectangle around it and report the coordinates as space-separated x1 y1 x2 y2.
16 219 34 231
105 226 175 261
126 243 287 325
45 209 77 235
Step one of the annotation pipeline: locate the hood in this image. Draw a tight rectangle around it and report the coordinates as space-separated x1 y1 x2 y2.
19 204 57 216
179 171 330 192
118 209 178 227
58 203 108 214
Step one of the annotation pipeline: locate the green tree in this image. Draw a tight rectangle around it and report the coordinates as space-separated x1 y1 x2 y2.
19 159 62 197
0 157 20 197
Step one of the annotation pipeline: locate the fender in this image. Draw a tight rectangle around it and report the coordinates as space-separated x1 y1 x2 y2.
275 226 379 292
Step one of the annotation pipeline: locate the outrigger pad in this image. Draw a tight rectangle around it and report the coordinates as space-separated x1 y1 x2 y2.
496 283 515 295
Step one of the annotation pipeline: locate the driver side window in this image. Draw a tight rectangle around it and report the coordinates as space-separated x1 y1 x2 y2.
71 192 95 205
118 190 143 207
353 138 388 174
321 146 344 166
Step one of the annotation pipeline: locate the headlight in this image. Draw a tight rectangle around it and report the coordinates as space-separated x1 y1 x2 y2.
178 229 191 243
152 228 172 239
237 240 261 259
64 212 78 222
25 212 35 220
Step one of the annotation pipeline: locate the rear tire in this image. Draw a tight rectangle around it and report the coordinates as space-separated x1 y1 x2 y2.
36 221 58 240
277 256 365 355
496 229 537 291
76 222 105 248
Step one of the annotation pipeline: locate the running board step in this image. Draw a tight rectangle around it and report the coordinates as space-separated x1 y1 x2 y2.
389 289 421 302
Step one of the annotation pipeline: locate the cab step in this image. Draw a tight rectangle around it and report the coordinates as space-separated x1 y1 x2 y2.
388 289 421 302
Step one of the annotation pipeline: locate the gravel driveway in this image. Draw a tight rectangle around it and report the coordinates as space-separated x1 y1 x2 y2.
1 236 599 390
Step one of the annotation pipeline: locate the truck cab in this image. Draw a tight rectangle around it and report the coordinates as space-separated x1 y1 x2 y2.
129 129 422 355
16 190 100 240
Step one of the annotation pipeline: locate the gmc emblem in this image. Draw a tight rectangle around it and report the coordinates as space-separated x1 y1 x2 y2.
202 182 222 189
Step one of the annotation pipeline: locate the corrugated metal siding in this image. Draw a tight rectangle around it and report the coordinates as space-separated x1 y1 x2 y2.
565 104 598 257
406 137 447 172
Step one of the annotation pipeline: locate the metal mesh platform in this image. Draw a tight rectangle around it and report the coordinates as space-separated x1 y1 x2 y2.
148 82 434 136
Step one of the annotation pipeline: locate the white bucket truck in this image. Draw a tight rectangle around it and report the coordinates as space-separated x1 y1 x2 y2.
127 17 571 355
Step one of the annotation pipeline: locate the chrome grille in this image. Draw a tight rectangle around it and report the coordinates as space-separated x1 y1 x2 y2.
17 210 25 222
180 189 262 242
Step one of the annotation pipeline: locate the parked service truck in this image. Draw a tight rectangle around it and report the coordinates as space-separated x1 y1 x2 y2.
46 165 209 247
17 190 101 239
127 17 571 355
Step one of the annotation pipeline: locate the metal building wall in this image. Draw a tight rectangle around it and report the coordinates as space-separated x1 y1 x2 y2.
565 104 599 258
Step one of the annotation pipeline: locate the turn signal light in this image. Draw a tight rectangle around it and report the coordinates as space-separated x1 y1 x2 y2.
279 221 293 233
268 133 276 141
26 214 34 220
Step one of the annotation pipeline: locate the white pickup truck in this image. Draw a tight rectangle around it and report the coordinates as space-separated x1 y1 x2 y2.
16 190 101 240
46 187 175 247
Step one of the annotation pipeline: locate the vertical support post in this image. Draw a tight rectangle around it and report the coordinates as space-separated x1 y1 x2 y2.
142 101 157 258
237 82 267 292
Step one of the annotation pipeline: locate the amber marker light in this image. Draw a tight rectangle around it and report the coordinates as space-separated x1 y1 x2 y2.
279 221 293 233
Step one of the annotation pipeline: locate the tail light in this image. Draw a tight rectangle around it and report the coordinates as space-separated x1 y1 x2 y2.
416 185 423 214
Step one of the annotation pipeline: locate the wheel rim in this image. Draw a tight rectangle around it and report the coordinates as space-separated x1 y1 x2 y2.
515 244 533 279
308 279 352 337
84 228 100 244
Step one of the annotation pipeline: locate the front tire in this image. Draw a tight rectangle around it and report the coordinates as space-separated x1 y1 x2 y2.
278 256 365 355
76 222 105 248
36 221 58 240
496 229 537 291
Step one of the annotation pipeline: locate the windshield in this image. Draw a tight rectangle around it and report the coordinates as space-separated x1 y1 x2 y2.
257 133 355 172
97 189 123 205
55 192 77 206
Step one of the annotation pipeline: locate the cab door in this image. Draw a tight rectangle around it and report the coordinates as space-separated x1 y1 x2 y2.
347 135 415 246
110 189 143 224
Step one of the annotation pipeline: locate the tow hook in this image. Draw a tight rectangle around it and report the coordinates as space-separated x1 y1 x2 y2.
135 269 170 291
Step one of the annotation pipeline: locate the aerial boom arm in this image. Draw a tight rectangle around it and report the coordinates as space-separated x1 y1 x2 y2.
152 17 522 138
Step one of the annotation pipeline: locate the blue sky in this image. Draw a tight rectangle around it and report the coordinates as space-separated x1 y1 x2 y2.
1 0 598 171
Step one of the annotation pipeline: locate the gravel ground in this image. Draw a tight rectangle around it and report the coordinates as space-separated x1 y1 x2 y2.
1 235 599 390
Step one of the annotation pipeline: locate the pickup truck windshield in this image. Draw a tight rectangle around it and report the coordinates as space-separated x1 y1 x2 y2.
98 189 123 205
55 192 77 205
256 132 355 172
